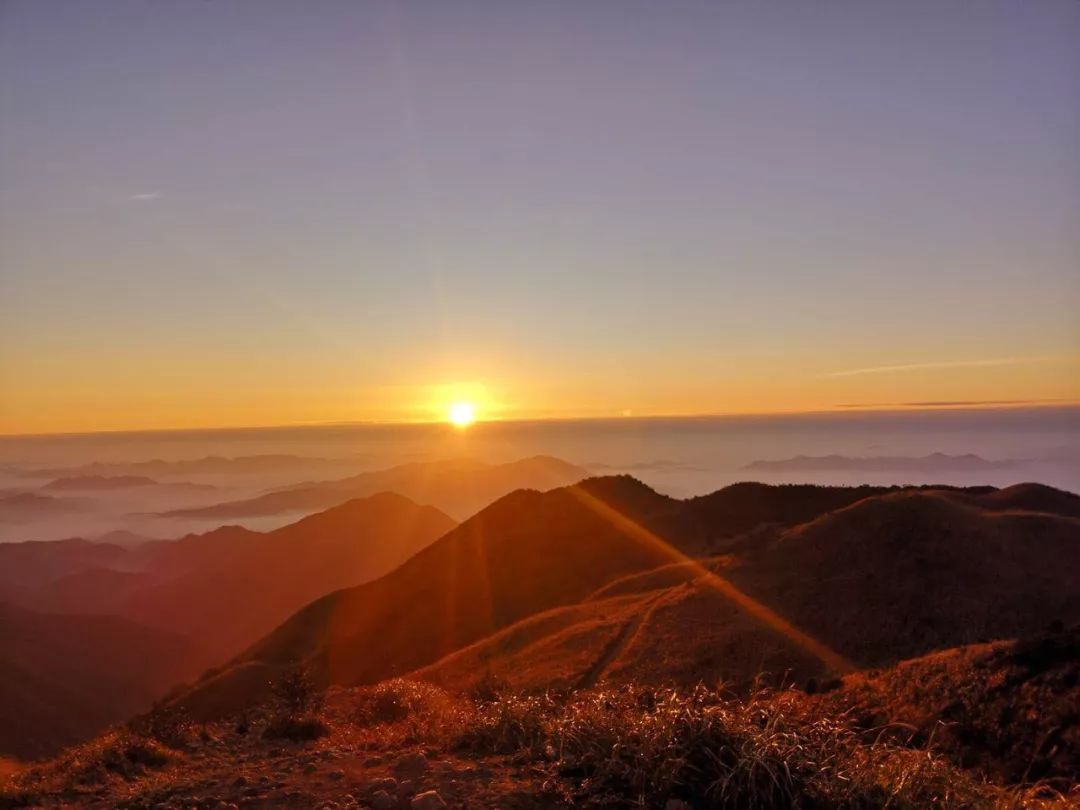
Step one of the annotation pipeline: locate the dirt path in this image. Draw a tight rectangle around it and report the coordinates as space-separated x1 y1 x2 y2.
574 592 670 689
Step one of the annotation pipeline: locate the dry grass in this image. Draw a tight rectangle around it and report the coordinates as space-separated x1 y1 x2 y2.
0 729 175 808
341 680 1078 808
5 680 1076 809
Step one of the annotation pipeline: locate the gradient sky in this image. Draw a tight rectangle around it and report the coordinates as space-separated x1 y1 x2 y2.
2 0 1078 434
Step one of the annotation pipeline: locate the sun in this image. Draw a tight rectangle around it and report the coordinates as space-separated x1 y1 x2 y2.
448 401 477 427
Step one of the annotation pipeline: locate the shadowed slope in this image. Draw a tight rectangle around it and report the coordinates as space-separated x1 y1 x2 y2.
728 490 1080 665
420 488 1079 696
12 494 457 671
819 625 1080 784
172 477 690 717
0 602 193 759
165 480 1080 720
126 493 458 666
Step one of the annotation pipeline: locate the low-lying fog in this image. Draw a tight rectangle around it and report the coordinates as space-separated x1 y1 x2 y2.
1 406 1077 544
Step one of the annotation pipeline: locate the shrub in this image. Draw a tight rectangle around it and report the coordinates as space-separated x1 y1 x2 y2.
353 680 470 745
273 662 323 716
468 670 510 703
129 705 191 750
456 692 555 755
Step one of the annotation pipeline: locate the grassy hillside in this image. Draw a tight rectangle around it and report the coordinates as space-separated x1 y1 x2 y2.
170 480 1080 722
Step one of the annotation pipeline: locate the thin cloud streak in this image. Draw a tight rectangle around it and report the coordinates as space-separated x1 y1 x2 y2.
129 191 162 201
827 357 1035 378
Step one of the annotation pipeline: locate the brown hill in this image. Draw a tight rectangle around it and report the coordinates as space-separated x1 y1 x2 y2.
0 602 193 760
172 479 1079 721
419 489 1080 699
727 490 1080 666
0 538 134 604
818 626 1080 785
170 477 691 717
130 493 457 664
949 481 1080 518
158 455 588 521
11 494 457 672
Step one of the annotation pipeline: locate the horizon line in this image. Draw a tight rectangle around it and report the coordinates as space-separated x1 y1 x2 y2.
2 400 1078 441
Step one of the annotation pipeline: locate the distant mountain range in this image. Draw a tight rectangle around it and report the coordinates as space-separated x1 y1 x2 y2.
744 452 1020 474
4 462 1078 781
40 475 215 493
15 454 365 480
1 494 457 672
156 455 588 521
0 492 88 524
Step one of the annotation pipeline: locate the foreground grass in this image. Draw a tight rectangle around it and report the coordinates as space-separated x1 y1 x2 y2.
4 680 1076 808
351 679 1076 808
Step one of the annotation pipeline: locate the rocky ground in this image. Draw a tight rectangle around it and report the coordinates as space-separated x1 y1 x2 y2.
1 686 563 809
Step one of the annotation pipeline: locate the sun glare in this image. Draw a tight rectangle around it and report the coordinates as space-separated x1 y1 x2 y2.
448 401 477 427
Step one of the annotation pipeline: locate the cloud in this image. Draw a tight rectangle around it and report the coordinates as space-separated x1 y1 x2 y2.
826 357 1034 378
834 398 1070 409
129 191 162 201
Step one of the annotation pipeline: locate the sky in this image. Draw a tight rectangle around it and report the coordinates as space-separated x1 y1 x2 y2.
1 0 1078 434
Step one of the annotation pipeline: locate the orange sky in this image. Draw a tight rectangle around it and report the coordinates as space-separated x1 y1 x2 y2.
3 351 1078 435
2 3 1078 436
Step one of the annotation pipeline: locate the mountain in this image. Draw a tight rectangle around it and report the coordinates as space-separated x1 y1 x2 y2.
157 456 588 521
5 478 1079 806
744 452 1019 474
5 494 457 672
40 475 215 493
41 475 159 491
173 479 1080 720
0 493 87 524
0 538 135 604
726 488 1080 666
171 477 686 717
818 625 1080 784
18 454 363 480
0 602 193 759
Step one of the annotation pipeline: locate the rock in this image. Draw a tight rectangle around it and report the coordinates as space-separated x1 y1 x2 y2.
411 791 447 810
665 801 692 810
370 790 394 810
397 779 416 796
371 777 397 792
302 763 317 774
395 752 429 775
328 769 346 780
232 776 248 787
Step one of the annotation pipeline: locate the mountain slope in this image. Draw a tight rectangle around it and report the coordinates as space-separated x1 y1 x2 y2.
0 602 193 759
129 494 458 667
818 626 1080 784
170 477 691 717
13 494 458 671
728 490 1080 666
419 488 1080 695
